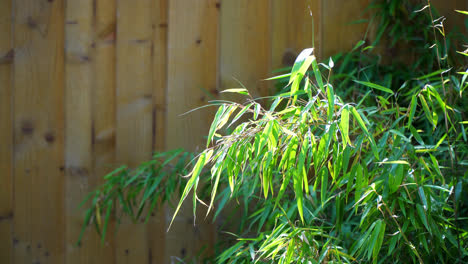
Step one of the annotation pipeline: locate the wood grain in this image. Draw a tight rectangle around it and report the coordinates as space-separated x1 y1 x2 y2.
116 0 154 263
91 0 118 262
321 0 370 58
64 0 94 263
271 0 319 69
0 0 13 262
149 0 169 263
220 0 271 98
13 0 65 263
166 0 219 262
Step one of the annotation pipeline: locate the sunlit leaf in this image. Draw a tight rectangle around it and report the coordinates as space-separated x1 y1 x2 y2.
354 80 394 95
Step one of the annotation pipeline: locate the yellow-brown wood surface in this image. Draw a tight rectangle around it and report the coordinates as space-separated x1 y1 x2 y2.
220 0 271 98
0 0 465 263
13 1 65 264
166 0 219 262
91 0 118 262
64 0 101 263
321 0 371 58
149 0 169 263
115 0 154 263
271 0 320 69
0 0 12 262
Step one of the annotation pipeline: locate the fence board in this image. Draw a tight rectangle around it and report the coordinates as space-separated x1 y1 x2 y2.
91 0 118 262
220 0 271 98
64 0 94 263
115 0 154 263
149 0 169 263
13 1 65 264
271 0 319 70
166 0 219 261
321 0 370 58
0 0 12 262
153 0 168 153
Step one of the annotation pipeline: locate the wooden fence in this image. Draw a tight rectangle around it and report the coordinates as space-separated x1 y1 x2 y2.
0 0 465 263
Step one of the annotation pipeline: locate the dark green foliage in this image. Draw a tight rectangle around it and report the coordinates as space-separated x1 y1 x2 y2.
77 149 211 245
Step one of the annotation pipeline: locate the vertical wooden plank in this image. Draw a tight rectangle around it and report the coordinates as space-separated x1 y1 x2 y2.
153 0 168 153
149 0 168 263
166 0 220 152
271 0 320 70
115 0 153 263
220 0 271 98
64 0 95 263
13 0 65 263
91 0 118 262
166 0 219 262
321 0 370 59
0 0 13 262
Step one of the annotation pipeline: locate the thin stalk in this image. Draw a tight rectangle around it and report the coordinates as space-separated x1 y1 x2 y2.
426 1 461 261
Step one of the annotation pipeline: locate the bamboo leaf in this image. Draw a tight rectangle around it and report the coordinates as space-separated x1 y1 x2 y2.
378 160 410 165
354 80 394 95
254 103 261 120
407 95 417 128
265 72 292 81
340 105 350 146
416 204 431 234
207 105 225 147
220 88 249 95
169 150 212 230
320 168 328 207
327 84 335 121
455 10 468 15
311 56 324 90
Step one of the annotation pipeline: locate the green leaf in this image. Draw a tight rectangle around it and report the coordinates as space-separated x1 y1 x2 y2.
455 10 468 15
354 80 394 95
216 105 237 131
367 220 381 260
253 103 261 120
352 40 366 51
265 72 292 81
207 105 225 147
228 103 253 128
340 106 350 147
289 48 314 85
416 204 431 234
169 150 212 230
220 88 249 95
419 94 434 127
379 160 409 165
350 107 379 159
311 56 324 90
409 126 424 145
350 106 369 134
455 181 462 203
418 186 428 210
101 200 113 243
373 220 386 262
327 84 335 121
407 95 417 128
415 69 444 80
320 167 328 207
